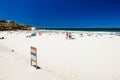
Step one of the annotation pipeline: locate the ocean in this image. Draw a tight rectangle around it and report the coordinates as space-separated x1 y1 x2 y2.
37 28 120 32
37 28 120 36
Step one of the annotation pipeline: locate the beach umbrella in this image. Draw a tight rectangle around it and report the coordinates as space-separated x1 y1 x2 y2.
31 32 36 36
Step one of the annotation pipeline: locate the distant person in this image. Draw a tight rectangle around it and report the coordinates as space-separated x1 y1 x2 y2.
66 32 69 39
69 33 72 39
38 31 42 36
11 49 14 52
80 33 83 37
69 33 75 39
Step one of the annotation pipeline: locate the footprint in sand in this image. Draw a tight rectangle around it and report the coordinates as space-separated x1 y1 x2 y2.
0 56 2 58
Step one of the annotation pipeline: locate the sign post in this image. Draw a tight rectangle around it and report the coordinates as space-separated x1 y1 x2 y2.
30 46 39 69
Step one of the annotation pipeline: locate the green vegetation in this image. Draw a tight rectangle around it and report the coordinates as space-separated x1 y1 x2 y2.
0 20 32 31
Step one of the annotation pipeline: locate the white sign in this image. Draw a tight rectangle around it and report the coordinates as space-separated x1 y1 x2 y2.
30 46 38 69
31 46 37 61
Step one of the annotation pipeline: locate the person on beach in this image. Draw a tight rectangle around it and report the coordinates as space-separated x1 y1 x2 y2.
11 49 14 52
38 31 42 36
80 33 83 37
69 33 72 39
66 32 69 39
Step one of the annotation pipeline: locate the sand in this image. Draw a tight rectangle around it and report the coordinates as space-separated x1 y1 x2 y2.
0 31 120 80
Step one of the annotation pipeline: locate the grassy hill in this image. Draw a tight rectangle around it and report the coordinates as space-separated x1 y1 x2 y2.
0 20 32 31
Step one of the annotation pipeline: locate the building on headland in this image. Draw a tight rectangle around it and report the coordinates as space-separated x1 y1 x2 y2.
0 20 16 24
31 27 36 31
7 20 16 24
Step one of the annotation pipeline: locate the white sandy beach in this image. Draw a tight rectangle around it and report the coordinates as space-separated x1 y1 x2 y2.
0 31 120 80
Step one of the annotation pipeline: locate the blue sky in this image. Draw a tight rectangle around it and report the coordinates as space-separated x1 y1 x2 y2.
0 0 120 28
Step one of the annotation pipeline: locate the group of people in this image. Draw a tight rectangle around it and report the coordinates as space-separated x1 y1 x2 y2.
66 32 74 39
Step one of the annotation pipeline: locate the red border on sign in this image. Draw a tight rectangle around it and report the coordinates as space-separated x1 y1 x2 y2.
31 46 36 51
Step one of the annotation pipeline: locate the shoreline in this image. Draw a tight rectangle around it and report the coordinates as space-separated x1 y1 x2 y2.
37 28 120 32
